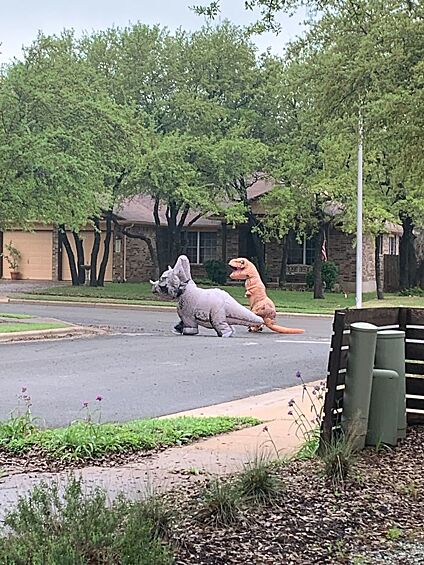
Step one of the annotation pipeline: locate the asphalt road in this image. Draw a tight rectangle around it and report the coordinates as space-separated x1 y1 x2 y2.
0 303 332 426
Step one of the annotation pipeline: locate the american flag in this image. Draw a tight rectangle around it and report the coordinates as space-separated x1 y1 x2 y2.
321 237 328 262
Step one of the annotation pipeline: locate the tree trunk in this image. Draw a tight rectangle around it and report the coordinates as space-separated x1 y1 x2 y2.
279 235 288 287
97 214 112 287
90 218 101 287
399 216 416 290
153 198 168 273
375 235 384 300
247 211 267 283
60 226 79 286
313 225 325 299
72 232 86 285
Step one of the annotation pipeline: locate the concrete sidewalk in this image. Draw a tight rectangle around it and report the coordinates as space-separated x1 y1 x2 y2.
0 381 319 521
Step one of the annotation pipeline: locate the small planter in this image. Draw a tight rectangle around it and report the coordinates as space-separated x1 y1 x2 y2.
10 271 22 280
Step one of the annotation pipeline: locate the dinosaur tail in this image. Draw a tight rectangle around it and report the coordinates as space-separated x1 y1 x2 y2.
264 319 304 334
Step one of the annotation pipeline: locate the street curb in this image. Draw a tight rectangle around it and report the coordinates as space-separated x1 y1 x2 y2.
0 325 103 343
7 297 333 318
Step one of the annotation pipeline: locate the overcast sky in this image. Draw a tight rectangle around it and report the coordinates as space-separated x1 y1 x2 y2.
0 0 307 64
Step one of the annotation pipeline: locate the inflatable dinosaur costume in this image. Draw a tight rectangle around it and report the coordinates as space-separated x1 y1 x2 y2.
229 257 304 334
150 255 263 337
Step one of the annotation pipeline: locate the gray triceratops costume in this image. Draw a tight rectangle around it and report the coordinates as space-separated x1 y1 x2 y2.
150 255 263 337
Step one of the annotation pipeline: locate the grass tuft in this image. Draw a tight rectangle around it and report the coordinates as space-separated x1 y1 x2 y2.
296 428 321 460
237 452 283 505
197 478 241 527
319 424 360 489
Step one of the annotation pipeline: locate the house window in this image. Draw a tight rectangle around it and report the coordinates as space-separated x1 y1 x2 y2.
183 231 217 264
287 233 315 265
388 236 397 255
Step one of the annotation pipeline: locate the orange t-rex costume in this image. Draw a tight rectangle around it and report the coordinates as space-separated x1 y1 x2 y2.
229 258 304 334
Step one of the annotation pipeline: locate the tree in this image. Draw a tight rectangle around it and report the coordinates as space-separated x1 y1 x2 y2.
293 0 424 290
0 31 139 286
82 22 271 273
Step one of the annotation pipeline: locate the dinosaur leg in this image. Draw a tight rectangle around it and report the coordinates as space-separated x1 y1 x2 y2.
210 307 235 337
176 309 199 336
172 320 184 335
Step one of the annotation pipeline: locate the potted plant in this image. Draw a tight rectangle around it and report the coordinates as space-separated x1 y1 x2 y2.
1 241 22 280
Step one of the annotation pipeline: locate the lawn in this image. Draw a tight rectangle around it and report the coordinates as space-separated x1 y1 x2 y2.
0 415 259 463
0 321 67 333
19 282 424 314
0 312 33 319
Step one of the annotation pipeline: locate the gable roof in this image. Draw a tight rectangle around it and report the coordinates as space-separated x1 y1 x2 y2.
114 195 221 228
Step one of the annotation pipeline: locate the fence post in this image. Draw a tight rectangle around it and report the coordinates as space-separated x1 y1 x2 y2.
321 310 346 445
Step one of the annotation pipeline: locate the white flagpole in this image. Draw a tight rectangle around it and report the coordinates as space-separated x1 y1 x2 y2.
356 112 363 309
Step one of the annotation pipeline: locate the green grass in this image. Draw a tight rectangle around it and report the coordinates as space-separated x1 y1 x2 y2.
17 281 424 314
0 321 67 333
0 415 260 461
0 312 34 319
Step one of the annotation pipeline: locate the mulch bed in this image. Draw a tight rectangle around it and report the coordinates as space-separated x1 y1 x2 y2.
169 426 424 564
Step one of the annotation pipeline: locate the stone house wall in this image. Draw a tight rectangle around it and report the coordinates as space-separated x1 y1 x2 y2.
328 227 376 293
113 225 157 282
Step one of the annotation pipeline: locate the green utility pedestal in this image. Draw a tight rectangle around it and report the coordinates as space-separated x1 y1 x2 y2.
374 330 406 440
342 322 378 449
366 369 399 447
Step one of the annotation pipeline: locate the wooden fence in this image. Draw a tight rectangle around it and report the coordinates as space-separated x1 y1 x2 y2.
321 307 424 444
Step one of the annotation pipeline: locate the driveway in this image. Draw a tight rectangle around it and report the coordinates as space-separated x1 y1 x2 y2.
0 303 332 426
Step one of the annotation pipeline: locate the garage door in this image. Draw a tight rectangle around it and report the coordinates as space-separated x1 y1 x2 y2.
2 230 52 280
61 231 113 282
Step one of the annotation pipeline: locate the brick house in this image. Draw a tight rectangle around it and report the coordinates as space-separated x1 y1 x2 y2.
1 181 401 292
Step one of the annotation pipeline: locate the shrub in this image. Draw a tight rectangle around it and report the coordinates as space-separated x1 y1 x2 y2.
399 287 424 297
306 261 339 291
196 478 241 527
0 478 173 564
203 259 228 285
237 452 283 505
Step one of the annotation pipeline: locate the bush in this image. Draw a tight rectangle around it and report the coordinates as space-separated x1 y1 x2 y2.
0 478 173 564
203 260 228 285
306 261 339 291
399 287 424 296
